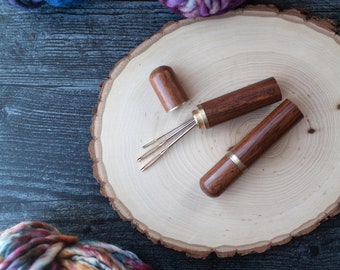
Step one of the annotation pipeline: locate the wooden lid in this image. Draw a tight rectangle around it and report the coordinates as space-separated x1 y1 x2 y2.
150 65 189 112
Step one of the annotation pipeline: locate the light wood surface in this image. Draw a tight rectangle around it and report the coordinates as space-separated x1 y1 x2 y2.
90 7 340 258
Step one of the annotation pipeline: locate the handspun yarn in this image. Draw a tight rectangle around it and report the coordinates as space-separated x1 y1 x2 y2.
0 221 151 270
159 0 246 17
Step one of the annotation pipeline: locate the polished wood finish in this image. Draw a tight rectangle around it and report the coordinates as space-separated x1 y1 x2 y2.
200 77 282 128
149 66 188 112
235 99 303 165
200 99 303 197
200 156 243 197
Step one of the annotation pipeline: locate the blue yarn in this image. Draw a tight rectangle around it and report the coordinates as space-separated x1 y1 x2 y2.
7 0 44 8
45 0 83 7
7 0 83 8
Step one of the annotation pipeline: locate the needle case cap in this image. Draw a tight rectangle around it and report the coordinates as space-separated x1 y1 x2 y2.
149 66 189 112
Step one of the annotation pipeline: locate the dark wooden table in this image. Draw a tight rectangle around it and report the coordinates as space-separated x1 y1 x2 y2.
0 1 339 269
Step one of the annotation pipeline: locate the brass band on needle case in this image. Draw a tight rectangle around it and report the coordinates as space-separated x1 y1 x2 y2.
192 105 209 129
227 151 247 171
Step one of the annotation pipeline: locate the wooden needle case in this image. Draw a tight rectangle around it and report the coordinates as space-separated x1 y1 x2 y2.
200 99 303 197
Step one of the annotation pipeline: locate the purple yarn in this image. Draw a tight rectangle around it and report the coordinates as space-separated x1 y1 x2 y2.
160 0 246 17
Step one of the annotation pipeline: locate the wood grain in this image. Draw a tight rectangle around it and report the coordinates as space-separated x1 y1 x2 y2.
234 99 303 166
200 155 243 197
149 66 189 112
200 99 303 197
198 77 282 128
0 0 339 269
90 6 340 258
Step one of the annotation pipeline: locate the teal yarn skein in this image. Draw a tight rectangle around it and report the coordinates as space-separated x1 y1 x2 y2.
0 221 151 270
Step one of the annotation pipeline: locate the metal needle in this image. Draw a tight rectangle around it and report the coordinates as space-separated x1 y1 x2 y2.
141 118 196 149
139 119 197 171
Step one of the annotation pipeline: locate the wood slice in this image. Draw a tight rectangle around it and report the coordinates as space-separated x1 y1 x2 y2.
89 6 340 258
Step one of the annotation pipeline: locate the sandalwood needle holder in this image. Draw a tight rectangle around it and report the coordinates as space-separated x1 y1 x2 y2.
200 99 303 197
138 76 283 171
150 66 189 112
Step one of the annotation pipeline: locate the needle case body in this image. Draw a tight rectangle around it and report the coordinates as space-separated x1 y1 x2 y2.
200 99 303 197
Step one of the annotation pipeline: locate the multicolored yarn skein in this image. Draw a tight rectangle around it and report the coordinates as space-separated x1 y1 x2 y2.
0 221 151 270
7 0 246 18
